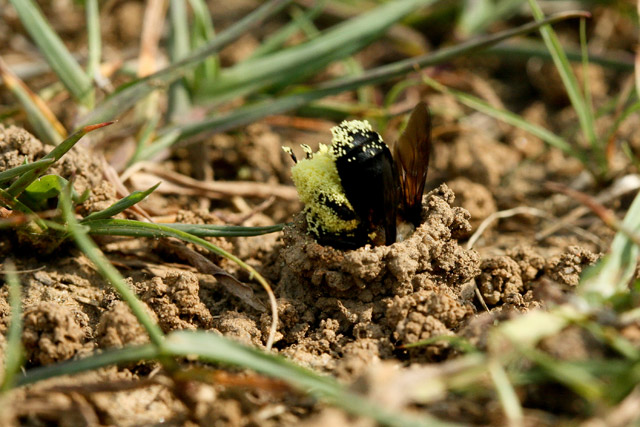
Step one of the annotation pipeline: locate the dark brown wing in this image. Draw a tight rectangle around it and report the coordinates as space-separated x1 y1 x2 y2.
392 102 431 226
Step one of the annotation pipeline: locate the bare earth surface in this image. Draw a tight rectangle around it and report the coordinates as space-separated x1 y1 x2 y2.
0 117 619 425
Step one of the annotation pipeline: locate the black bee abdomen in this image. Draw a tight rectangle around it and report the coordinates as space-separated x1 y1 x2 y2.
333 130 399 245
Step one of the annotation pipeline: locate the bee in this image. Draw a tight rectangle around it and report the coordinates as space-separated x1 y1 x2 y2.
284 102 431 249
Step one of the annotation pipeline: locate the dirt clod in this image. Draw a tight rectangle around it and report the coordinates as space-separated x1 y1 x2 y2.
448 177 497 230
22 302 87 365
137 272 213 332
545 245 599 287
477 256 524 306
97 301 149 349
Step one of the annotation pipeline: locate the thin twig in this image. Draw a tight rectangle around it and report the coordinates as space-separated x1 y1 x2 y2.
466 207 551 250
536 174 640 240
124 163 298 201
546 181 640 247
161 239 267 312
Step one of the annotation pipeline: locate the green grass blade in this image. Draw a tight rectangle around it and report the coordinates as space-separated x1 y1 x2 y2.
85 218 284 237
288 4 372 105
20 174 74 211
527 0 601 171
83 219 274 266
486 40 634 72
1 261 24 392
421 74 588 164
79 0 292 126
400 334 478 353
605 100 640 146
583 322 640 360
16 344 158 386
0 158 54 184
249 1 326 59
579 18 594 132
85 0 101 82
188 0 220 87
0 59 65 145
80 183 159 222
166 330 452 427
163 11 589 143
197 0 435 103
519 347 604 400
128 115 161 167
488 360 523 425
8 0 94 107
162 223 285 237
60 187 166 348
134 129 181 163
457 0 524 36
580 190 640 301
168 0 192 121
6 122 113 198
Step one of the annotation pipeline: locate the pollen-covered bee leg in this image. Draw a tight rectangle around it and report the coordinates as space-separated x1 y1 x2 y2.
282 146 297 163
316 193 357 221
300 144 313 159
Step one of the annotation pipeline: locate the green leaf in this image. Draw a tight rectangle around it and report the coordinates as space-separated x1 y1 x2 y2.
162 222 285 237
20 174 70 211
80 183 160 222
9 0 94 106
79 0 292 126
488 360 523 426
486 40 634 72
82 217 280 349
519 346 604 400
132 129 181 164
457 0 525 36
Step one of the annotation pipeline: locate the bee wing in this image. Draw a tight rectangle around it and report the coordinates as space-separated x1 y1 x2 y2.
392 102 431 225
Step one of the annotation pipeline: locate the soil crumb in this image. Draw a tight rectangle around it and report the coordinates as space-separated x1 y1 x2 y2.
96 301 149 349
137 272 214 332
22 302 88 366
